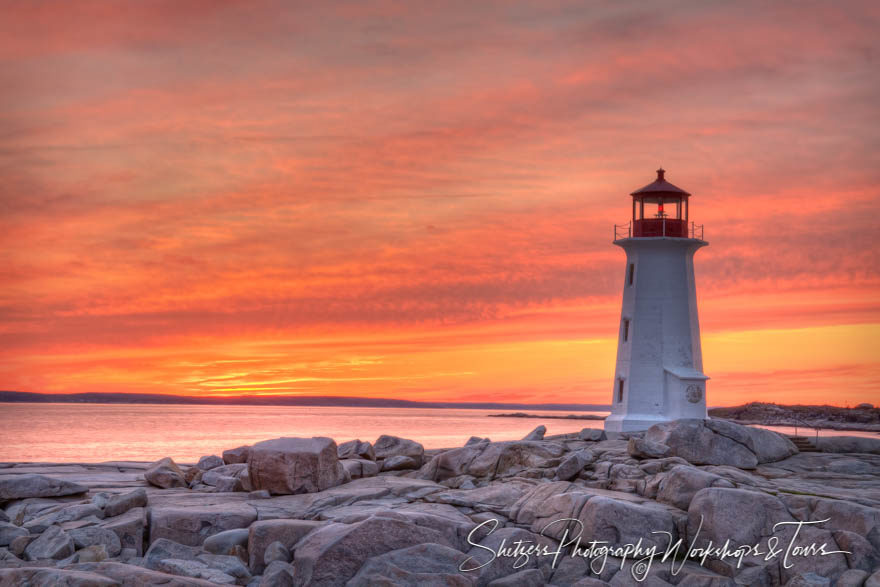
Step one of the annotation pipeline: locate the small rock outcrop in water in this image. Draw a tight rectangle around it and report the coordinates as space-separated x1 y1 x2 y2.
1 420 879 586
247 436 346 495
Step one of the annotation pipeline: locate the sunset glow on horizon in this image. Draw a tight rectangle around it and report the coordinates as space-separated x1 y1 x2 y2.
2 1 878 406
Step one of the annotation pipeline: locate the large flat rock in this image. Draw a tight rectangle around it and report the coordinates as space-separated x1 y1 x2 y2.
0 567 119 586
247 475 444 521
149 502 258 547
68 561 220 586
0 474 88 500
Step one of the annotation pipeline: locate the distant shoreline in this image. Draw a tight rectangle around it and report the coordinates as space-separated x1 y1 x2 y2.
0 390 609 412
488 412 606 420
489 402 880 434
3 393 878 433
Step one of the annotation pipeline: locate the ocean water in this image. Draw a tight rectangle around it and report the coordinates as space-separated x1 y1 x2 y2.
2 403 875 464
0 403 607 463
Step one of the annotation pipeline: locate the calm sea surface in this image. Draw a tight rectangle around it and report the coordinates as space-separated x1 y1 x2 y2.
0 403 607 463
1 403 875 463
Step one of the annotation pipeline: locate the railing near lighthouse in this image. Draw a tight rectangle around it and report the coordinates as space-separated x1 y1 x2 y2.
614 221 632 241
614 220 705 242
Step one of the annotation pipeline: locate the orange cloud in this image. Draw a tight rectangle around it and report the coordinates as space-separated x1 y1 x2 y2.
1 0 878 405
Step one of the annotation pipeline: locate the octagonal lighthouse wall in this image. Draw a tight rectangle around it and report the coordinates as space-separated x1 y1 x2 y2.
604 236 709 435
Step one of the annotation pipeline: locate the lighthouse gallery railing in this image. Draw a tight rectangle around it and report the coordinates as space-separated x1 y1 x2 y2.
614 220 704 241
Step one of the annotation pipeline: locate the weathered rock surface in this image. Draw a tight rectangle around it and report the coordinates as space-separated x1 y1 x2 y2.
2 423 877 587
0 474 87 500
197 455 225 471
248 519 325 574
150 502 258 546
374 435 425 466
197 553 251 582
69 526 122 557
646 419 760 468
103 487 147 518
0 522 28 547
263 540 290 565
579 428 606 441
338 439 375 461
579 494 678 551
101 506 147 555
0 567 119 586
463 526 555 585
488 568 545 586
627 437 671 459
222 445 250 464
656 465 734 510
202 527 249 556
144 457 187 489
261 560 295 586
292 513 458 585
522 425 546 441
817 436 880 454
837 569 870 587
24 524 75 560
346 542 476 586
780 493 880 551
428 481 530 515
556 449 596 481
69 561 220 585
341 458 379 480
143 537 201 569
154 558 237 584
248 437 346 495
381 455 420 471
688 487 793 548
743 426 799 463
465 436 490 445
430 440 565 482
24 502 103 533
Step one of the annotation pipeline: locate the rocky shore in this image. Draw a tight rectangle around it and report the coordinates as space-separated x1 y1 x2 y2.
708 403 880 434
1 420 880 586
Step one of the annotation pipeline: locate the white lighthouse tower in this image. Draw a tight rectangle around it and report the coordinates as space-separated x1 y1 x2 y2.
604 169 709 435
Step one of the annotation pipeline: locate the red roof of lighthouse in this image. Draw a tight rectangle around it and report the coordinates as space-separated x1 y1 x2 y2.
630 168 691 197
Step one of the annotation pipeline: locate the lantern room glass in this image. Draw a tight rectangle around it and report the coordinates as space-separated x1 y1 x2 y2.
631 195 689 237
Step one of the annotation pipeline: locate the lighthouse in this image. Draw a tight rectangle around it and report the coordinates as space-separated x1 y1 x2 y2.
604 169 709 435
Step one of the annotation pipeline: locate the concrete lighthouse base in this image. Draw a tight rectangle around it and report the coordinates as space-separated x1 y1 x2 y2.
604 412 672 435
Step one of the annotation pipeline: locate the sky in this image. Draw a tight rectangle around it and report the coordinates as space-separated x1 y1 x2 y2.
1 0 878 406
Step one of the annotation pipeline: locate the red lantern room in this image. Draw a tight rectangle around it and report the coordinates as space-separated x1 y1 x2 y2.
619 168 701 239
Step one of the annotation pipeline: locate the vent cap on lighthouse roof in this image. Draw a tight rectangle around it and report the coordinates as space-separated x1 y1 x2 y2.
630 168 691 197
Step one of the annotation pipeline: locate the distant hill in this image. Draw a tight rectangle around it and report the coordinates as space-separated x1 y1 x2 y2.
0 390 609 412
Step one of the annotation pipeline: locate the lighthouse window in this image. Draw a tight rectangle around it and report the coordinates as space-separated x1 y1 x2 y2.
627 264 634 286
617 379 625 403
622 319 630 342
